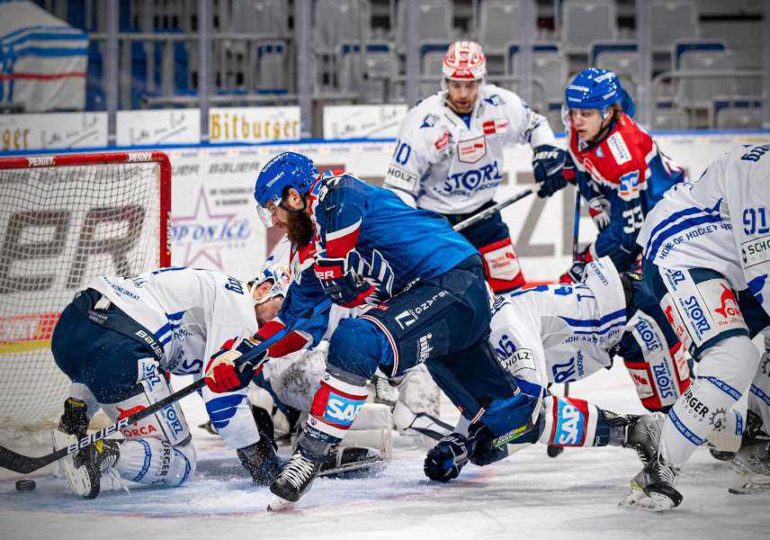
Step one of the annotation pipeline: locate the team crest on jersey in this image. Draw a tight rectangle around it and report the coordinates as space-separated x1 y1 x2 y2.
420 113 439 128
457 136 487 163
618 170 640 201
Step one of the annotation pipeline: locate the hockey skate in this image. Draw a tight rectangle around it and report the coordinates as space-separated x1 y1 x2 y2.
267 448 323 511
620 455 682 512
729 440 770 495
237 432 282 486
52 431 120 499
623 413 664 465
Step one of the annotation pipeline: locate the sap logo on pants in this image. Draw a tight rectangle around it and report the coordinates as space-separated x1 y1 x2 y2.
324 396 364 426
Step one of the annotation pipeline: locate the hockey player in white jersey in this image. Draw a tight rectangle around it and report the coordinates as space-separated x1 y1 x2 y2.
424 257 690 482
50 267 282 498
620 143 770 511
383 40 565 293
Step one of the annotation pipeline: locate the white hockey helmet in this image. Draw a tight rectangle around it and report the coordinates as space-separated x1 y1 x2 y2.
442 40 486 81
249 263 291 305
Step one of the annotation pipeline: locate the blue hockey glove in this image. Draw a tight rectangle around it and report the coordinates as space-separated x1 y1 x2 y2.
532 145 567 198
467 423 509 466
424 432 471 482
315 256 377 308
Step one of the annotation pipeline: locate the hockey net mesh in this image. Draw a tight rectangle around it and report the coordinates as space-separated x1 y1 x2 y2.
0 153 169 446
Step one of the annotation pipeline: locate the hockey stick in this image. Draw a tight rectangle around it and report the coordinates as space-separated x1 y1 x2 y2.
392 401 454 441
452 189 533 232
547 188 582 458
0 298 334 474
564 188 581 402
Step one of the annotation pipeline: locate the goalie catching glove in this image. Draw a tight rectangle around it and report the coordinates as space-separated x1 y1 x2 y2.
205 336 267 393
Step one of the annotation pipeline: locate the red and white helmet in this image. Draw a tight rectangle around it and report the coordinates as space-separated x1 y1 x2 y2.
442 40 486 81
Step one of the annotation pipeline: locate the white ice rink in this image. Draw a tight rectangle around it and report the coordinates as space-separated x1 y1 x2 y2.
2 362 769 540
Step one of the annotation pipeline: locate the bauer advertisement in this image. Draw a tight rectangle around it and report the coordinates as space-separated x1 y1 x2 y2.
166 131 770 282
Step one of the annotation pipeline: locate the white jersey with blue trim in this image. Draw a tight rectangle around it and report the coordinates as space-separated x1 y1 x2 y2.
637 144 770 313
489 258 627 394
89 267 260 450
384 84 556 214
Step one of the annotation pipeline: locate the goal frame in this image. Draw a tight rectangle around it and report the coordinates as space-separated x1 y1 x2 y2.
0 150 172 267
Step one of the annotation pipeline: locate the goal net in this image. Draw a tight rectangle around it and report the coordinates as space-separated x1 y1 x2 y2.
0 152 170 446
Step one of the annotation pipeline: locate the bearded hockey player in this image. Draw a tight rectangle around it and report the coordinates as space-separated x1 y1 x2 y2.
384 40 565 292
423 257 690 482
50 267 282 498
536 68 685 279
205 151 541 510
620 144 770 511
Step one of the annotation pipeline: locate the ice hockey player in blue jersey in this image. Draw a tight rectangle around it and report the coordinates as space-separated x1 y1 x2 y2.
536 68 685 278
204 151 541 509
50 267 282 498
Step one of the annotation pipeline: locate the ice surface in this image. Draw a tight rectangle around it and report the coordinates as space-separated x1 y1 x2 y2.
1 364 768 540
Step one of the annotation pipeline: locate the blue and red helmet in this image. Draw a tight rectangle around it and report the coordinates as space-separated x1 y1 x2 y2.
254 151 318 226
564 68 635 118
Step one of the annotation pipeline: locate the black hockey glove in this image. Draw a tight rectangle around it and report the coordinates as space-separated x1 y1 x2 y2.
532 145 567 198
424 432 471 482
467 423 509 467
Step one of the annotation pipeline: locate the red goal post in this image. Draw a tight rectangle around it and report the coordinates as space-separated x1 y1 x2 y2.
0 151 171 436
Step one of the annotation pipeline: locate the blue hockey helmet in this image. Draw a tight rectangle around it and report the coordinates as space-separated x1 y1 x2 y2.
254 152 318 226
564 68 635 119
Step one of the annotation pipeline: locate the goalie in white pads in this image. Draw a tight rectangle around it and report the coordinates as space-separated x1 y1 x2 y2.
50 267 282 498
384 40 565 292
424 257 690 482
620 143 770 511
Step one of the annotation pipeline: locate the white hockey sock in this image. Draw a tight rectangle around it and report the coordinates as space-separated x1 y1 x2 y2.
117 438 197 487
662 336 760 467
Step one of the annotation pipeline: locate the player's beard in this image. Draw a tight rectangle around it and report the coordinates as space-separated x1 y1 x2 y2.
285 209 314 247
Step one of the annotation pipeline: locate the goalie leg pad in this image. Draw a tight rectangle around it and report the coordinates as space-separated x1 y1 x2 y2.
101 364 191 447
117 439 196 487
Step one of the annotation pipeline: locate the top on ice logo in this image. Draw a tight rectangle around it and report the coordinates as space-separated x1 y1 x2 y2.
714 284 741 320
170 188 251 269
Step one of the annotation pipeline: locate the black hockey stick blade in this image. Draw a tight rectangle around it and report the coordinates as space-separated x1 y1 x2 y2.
0 299 333 474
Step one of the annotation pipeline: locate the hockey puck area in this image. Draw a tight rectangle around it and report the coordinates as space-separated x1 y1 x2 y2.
15 479 36 492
